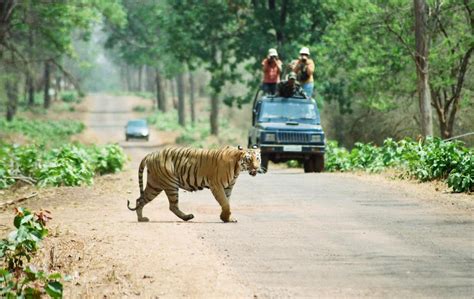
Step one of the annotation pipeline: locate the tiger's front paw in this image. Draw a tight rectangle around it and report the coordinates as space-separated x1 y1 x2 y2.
138 217 149 222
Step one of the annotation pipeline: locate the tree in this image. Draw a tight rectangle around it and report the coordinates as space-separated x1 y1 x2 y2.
0 0 126 119
314 0 472 141
414 0 433 137
176 73 185 126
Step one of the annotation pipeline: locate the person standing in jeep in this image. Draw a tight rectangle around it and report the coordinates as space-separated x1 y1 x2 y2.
293 47 315 98
261 48 282 95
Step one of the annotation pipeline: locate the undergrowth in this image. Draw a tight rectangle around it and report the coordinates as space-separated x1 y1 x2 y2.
0 143 127 189
0 208 66 298
325 137 473 193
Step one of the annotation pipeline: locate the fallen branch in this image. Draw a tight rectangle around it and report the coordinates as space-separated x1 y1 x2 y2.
0 192 38 209
6 175 36 185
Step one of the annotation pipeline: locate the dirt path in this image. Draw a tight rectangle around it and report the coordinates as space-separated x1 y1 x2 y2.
1 94 473 298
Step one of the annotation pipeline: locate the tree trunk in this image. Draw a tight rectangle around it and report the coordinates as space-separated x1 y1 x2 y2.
170 79 177 109
26 71 34 106
6 77 18 121
210 92 219 136
27 21 35 106
177 73 185 126
54 74 61 101
146 66 154 92
155 69 167 112
43 60 51 109
138 65 143 92
189 72 196 124
125 64 132 92
414 0 433 137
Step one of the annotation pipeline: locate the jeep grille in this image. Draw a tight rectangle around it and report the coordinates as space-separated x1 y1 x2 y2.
277 132 311 143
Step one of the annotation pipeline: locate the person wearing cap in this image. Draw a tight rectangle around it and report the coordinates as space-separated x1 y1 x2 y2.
277 72 305 98
261 48 282 95
293 47 315 98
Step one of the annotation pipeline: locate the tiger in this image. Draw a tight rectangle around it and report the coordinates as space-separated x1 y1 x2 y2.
127 145 261 223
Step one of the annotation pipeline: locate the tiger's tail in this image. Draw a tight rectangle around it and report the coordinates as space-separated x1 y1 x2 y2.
127 154 148 211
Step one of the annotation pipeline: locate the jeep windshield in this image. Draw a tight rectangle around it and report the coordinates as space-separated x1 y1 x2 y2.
258 101 320 124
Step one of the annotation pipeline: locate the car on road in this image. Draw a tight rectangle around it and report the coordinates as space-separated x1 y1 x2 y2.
248 91 326 173
125 119 150 141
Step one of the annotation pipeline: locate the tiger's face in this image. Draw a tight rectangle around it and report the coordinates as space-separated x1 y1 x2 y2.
239 147 261 176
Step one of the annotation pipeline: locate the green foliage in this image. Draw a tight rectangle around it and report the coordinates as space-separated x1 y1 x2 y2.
148 110 240 148
286 160 301 168
325 137 474 192
132 105 147 112
0 143 127 189
0 208 64 298
36 145 95 187
87 144 128 175
0 118 84 145
324 141 351 172
60 91 81 103
147 110 181 132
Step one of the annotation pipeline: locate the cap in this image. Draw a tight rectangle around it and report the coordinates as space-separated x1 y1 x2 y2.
268 48 278 57
299 47 310 55
287 72 297 80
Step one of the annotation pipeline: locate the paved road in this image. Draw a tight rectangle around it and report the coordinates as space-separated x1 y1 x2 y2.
85 94 474 298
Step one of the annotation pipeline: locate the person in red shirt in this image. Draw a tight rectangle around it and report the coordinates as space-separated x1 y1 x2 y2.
261 48 282 95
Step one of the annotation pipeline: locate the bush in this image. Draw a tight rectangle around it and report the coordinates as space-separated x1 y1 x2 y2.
87 144 128 175
325 137 473 193
60 91 79 103
132 105 147 112
0 208 65 298
147 110 182 132
0 143 128 189
36 145 95 187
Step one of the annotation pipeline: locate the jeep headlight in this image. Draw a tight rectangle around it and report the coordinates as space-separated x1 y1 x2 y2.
311 134 322 142
264 133 276 142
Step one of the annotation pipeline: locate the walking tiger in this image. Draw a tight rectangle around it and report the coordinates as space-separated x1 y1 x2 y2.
127 145 261 222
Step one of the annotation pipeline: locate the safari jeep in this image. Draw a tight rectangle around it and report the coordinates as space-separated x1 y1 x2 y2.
248 91 326 173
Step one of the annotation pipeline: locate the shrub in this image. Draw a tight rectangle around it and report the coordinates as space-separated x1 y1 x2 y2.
36 145 95 187
0 208 65 298
0 143 128 189
325 137 473 192
132 105 147 112
60 91 79 103
147 110 181 132
325 141 351 171
87 144 128 175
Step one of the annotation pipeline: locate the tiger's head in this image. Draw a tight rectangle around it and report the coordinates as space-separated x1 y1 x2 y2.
238 145 261 176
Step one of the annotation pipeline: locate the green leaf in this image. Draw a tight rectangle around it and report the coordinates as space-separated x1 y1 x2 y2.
45 281 63 298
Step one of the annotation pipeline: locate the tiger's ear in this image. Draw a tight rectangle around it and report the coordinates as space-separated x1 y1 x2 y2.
252 144 258 149
237 145 243 150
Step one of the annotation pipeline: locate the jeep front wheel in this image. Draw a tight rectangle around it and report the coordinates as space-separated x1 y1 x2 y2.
303 159 314 173
314 154 324 173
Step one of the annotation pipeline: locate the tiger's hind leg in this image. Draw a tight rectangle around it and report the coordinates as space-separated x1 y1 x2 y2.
164 189 194 221
136 186 163 222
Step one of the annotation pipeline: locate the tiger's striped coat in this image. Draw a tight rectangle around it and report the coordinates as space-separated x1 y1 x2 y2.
127 146 260 222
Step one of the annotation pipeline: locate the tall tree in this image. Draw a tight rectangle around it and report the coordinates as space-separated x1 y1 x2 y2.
189 72 196 124
414 0 433 137
176 73 185 126
43 60 51 109
155 68 167 112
